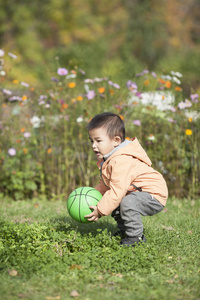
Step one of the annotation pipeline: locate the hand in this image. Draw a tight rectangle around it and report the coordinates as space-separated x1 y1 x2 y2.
85 206 101 222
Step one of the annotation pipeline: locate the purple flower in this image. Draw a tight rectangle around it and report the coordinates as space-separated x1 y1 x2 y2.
167 118 177 123
126 81 138 90
133 120 141 126
168 106 176 112
57 68 68 76
151 72 157 78
24 132 31 138
108 81 120 89
51 77 59 83
79 68 86 75
8 148 16 156
87 90 96 100
190 93 199 103
8 52 17 59
21 82 29 87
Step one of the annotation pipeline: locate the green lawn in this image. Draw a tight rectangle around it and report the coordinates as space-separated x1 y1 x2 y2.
0 197 199 300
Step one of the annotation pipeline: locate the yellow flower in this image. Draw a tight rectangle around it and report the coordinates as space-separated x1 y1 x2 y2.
71 98 76 103
188 117 192 123
23 148 28 154
13 79 19 84
20 128 25 133
22 95 27 101
109 89 114 95
185 129 192 136
144 80 149 86
47 148 52 154
77 96 83 101
98 87 105 94
68 82 76 88
162 95 165 100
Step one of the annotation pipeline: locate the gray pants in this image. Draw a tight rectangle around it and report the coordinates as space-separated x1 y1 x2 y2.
111 191 164 238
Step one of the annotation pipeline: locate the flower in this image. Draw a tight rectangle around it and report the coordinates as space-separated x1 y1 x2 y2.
21 82 29 87
13 79 19 84
30 116 41 128
167 118 177 123
87 90 96 100
8 52 17 59
68 82 76 88
98 87 105 94
144 80 150 86
24 132 31 138
8 148 16 156
178 99 192 110
190 94 199 103
47 148 52 154
0 49 5 57
133 120 141 126
62 103 69 109
165 81 172 88
77 96 83 101
188 117 192 123
22 95 27 101
151 72 157 78
175 86 182 91
171 71 182 78
23 148 28 154
3 89 12 95
148 134 155 141
57 68 68 76
77 116 83 123
185 129 192 136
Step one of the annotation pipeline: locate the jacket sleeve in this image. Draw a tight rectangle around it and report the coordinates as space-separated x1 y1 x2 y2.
97 156 137 216
95 180 110 196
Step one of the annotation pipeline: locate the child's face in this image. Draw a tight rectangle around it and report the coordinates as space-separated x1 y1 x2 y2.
89 127 121 160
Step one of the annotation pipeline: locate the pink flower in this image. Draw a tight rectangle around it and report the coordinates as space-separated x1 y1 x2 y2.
87 90 96 100
57 68 68 76
133 120 141 126
8 148 16 156
24 132 31 138
190 94 199 103
167 118 177 123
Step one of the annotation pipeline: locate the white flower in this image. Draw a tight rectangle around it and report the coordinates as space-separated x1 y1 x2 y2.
8 52 17 59
30 116 41 128
0 49 5 57
172 77 181 85
171 71 182 78
148 135 155 141
77 116 83 123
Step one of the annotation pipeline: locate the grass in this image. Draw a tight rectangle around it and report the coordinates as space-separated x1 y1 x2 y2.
0 197 199 300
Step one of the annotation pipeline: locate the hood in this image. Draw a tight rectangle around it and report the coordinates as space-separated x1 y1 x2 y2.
104 138 152 167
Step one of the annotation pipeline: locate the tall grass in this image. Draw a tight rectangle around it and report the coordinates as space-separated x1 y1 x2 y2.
0 51 199 200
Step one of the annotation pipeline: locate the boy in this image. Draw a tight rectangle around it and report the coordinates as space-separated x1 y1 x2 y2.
85 112 168 246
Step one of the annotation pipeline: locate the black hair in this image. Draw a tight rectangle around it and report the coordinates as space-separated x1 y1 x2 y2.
87 112 125 142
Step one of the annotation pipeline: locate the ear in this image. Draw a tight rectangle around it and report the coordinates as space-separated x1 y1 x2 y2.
114 136 121 147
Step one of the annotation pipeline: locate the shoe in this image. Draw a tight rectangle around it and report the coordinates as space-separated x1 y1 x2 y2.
120 234 146 246
112 229 126 238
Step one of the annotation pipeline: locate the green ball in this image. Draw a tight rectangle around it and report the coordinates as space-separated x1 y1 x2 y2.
67 187 102 223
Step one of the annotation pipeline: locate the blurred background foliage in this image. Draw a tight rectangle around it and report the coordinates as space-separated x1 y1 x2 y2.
0 0 200 92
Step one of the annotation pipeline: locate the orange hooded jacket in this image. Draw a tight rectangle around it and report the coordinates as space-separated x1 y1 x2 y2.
95 138 168 216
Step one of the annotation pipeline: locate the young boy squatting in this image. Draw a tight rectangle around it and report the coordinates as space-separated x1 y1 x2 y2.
85 112 168 246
